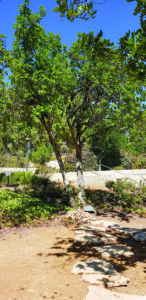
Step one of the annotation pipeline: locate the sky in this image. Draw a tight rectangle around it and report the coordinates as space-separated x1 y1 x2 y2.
0 0 140 51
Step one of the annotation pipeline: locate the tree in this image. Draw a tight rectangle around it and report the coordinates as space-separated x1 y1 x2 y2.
90 130 130 169
11 0 76 207
54 0 146 81
64 31 144 202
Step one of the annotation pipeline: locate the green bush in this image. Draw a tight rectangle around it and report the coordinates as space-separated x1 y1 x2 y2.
0 154 26 168
132 157 146 169
113 166 124 170
64 163 76 172
0 189 71 226
0 171 34 185
35 165 58 176
30 144 52 165
108 179 146 213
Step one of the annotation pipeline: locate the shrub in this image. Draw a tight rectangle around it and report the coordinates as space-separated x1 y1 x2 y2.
132 157 146 169
30 144 52 165
108 179 146 213
35 165 57 176
0 154 26 168
113 166 124 170
120 151 136 169
0 189 71 226
0 171 39 186
64 163 76 172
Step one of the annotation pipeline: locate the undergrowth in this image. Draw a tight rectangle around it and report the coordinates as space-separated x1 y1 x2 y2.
0 172 72 227
0 172 145 227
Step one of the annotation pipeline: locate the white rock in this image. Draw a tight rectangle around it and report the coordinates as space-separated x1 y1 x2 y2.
72 259 118 275
75 234 103 245
100 234 117 243
91 221 105 226
102 221 120 228
82 273 129 288
78 225 107 232
93 245 134 258
85 286 146 300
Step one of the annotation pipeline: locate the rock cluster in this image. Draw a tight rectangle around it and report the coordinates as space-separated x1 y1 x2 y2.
66 209 96 225
70 210 146 299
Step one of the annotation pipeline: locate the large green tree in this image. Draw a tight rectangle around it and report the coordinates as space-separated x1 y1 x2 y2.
10 0 76 207
63 31 144 202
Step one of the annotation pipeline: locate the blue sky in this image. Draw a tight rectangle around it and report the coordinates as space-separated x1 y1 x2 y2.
0 0 140 50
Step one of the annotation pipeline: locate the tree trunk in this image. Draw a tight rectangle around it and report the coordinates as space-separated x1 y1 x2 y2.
49 134 77 208
40 117 77 208
98 159 101 171
2 137 11 154
76 144 86 206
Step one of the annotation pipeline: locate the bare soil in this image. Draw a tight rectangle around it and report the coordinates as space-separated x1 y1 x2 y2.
0 213 146 300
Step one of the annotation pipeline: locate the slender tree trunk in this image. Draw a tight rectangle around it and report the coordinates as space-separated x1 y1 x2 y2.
2 137 11 154
40 117 77 208
67 118 86 206
76 144 86 206
98 159 101 171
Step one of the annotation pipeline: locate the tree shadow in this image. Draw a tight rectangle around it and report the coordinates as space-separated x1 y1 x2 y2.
43 227 146 275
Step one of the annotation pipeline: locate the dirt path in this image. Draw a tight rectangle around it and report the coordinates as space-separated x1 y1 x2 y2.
0 214 146 300
0 223 88 300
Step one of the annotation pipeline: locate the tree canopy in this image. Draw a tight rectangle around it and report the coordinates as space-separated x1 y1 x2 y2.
54 0 146 24
0 0 145 206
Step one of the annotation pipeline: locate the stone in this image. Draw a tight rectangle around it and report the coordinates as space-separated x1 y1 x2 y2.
102 221 120 228
74 230 86 235
100 234 117 243
72 259 118 276
113 226 140 235
78 225 107 232
72 259 129 288
90 220 104 226
75 233 103 245
93 245 134 258
84 206 95 213
82 273 129 288
85 286 146 300
133 232 146 241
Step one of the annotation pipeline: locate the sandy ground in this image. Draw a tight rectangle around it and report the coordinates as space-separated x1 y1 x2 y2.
0 213 146 300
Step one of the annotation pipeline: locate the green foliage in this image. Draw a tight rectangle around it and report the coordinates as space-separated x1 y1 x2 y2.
34 165 58 176
0 188 71 226
54 0 96 21
85 189 112 208
64 162 76 172
90 130 123 169
120 151 136 169
116 152 146 170
132 157 146 169
113 166 124 170
30 144 52 165
84 179 146 215
0 171 34 185
0 154 26 168
106 179 146 213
